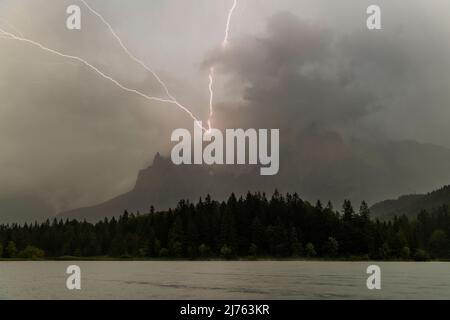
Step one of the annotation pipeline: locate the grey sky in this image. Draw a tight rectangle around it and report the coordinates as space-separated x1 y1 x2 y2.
0 0 449 218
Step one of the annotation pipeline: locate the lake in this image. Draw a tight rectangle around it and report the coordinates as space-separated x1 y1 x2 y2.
0 261 449 299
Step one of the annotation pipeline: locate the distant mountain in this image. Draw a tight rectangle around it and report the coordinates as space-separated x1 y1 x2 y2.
58 153 269 222
371 185 450 220
57 131 450 223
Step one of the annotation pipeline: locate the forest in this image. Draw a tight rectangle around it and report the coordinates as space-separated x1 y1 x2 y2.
0 191 449 260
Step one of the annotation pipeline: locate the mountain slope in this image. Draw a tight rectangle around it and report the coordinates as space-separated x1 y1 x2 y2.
58 135 450 222
58 153 269 222
371 185 450 220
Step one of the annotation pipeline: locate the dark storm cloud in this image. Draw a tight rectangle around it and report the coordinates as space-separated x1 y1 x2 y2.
208 10 450 143
204 12 374 132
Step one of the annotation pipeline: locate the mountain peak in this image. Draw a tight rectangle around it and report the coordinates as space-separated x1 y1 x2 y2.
58 138 450 223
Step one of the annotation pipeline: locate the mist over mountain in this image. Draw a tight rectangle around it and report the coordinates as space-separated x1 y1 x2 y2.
0 193 54 225
59 131 450 222
371 185 450 220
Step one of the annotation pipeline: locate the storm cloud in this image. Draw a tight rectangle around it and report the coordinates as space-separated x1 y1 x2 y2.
0 0 450 222
207 8 450 145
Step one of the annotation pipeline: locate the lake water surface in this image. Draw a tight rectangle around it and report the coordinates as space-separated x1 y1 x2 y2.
0 261 449 299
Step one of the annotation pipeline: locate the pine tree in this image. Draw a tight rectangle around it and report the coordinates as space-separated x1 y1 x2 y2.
342 200 354 222
359 201 370 220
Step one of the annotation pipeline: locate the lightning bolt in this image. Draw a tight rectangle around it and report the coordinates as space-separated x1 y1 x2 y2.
79 0 209 131
207 0 238 131
0 27 207 131
223 0 238 47
0 18 23 38
208 67 214 131
79 0 173 101
0 1 239 132
0 18 23 39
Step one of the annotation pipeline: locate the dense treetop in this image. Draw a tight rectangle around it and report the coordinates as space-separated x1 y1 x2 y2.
1 191 449 260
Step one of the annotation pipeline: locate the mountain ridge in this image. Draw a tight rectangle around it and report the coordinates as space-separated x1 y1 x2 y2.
370 185 450 220
57 135 450 222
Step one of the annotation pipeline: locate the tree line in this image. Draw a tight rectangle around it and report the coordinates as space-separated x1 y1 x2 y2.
1 191 449 260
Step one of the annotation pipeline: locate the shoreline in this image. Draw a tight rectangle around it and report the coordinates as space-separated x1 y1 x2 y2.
1 257 447 262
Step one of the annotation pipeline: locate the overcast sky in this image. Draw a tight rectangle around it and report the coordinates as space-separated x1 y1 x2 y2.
0 0 449 215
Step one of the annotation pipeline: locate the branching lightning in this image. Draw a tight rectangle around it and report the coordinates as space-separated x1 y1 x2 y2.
0 1 239 133
79 0 173 101
79 0 210 131
0 27 206 128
